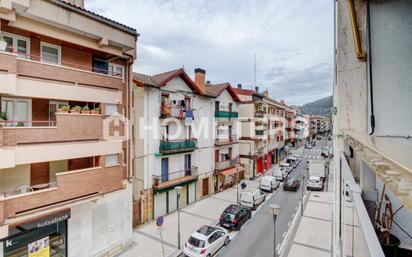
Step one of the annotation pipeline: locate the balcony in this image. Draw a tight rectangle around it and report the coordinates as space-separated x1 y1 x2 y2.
0 113 103 147
159 139 197 154
160 99 193 120
0 165 123 223
215 135 238 146
153 166 198 191
215 111 239 118
0 51 124 92
215 157 239 171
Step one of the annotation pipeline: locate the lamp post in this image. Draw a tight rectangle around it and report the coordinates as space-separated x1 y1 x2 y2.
175 186 183 250
301 173 305 216
269 204 280 257
236 171 239 204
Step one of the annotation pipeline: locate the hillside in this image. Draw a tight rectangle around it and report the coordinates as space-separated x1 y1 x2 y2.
301 95 333 117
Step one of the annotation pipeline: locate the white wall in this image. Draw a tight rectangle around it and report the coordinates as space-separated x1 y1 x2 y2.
49 160 68 183
68 184 133 257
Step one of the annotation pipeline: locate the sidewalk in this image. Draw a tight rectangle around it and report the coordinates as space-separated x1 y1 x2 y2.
286 159 334 257
121 177 266 257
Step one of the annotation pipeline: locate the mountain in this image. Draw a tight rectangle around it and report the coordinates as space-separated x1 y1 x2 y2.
301 95 333 117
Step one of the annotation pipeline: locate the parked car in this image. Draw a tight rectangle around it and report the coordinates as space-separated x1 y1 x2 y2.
259 175 280 192
219 204 252 231
183 225 229 257
283 177 301 191
280 162 292 174
273 167 288 182
307 176 324 191
240 189 266 210
286 156 299 168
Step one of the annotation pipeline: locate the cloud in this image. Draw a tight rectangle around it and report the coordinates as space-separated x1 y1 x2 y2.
85 0 333 105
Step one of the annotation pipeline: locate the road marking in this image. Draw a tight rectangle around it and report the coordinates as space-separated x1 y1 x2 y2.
282 231 287 238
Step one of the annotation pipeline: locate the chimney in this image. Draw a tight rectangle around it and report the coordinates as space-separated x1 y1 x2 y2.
263 88 269 97
194 68 206 93
237 84 242 89
62 0 84 7
255 86 259 93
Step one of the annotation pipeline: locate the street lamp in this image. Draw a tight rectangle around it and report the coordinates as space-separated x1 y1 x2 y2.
175 186 183 250
301 173 305 216
269 204 280 257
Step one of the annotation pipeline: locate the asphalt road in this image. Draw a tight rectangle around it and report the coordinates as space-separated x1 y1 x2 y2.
218 140 327 257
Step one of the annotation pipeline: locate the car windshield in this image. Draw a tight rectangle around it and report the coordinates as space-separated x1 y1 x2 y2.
286 179 295 186
222 212 235 221
196 225 216 236
309 178 319 183
188 236 205 248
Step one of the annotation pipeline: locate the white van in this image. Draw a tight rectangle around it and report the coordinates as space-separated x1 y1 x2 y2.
273 168 287 182
240 189 266 210
259 176 280 192
307 176 324 191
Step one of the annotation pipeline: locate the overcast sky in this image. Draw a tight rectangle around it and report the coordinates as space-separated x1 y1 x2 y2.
86 0 333 105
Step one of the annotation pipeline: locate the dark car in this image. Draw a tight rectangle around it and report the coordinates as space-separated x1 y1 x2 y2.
283 177 301 191
219 204 252 231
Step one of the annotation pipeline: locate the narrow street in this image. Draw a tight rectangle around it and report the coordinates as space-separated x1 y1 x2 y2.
219 140 328 257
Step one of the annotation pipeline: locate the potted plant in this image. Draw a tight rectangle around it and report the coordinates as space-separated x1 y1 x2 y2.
57 105 70 113
16 122 25 127
91 107 100 114
0 38 7 52
70 105 81 114
0 111 7 125
81 105 90 114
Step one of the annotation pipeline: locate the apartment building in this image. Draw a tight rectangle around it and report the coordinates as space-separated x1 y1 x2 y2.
0 1 138 256
284 105 296 148
235 86 288 179
309 115 325 139
205 83 242 193
333 0 412 256
294 113 309 147
133 68 214 224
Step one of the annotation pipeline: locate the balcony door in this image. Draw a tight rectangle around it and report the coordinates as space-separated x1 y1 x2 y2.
215 101 220 112
49 100 68 126
30 162 49 186
161 158 169 182
1 97 31 127
184 154 191 176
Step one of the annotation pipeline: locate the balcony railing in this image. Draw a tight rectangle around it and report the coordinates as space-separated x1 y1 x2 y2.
0 50 124 90
159 139 197 154
153 166 198 191
215 135 238 146
0 165 123 223
215 157 239 171
0 113 103 147
160 100 192 120
215 111 239 118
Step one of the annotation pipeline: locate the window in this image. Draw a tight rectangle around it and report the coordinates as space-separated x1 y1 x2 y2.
105 104 118 115
108 63 125 81
41 42 61 64
0 32 30 59
105 154 119 167
1 97 32 127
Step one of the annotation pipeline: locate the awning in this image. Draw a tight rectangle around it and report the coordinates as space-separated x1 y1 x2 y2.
220 167 238 176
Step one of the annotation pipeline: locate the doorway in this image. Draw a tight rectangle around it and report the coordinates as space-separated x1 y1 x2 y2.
202 177 209 197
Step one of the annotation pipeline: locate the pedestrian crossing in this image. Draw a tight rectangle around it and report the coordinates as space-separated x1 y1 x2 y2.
303 155 322 160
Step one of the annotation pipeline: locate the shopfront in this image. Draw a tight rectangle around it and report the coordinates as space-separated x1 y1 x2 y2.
2 210 69 257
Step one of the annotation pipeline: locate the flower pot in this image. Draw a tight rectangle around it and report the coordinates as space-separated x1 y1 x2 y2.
81 110 91 114
381 234 401 257
70 110 80 114
91 110 100 115
0 41 7 52
57 108 69 113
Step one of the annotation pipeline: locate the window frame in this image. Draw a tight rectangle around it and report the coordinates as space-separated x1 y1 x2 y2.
108 63 125 81
1 96 32 127
105 154 119 167
40 42 61 65
0 32 30 59
105 104 118 116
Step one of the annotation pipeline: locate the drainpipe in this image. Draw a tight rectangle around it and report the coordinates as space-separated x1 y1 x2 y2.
366 0 375 135
125 53 134 182
348 0 366 61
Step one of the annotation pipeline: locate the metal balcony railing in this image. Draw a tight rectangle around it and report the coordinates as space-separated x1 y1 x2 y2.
152 166 198 188
215 157 239 171
159 139 197 154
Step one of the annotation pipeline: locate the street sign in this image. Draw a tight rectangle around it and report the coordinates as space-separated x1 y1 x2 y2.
156 216 164 227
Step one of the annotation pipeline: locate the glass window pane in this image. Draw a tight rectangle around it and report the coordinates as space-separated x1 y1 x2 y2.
3 36 13 53
17 39 27 58
16 101 28 126
42 45 59 64
105 154 119 166
105 104 118 115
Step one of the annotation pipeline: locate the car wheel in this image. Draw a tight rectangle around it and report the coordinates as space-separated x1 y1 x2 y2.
224 236 230 246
